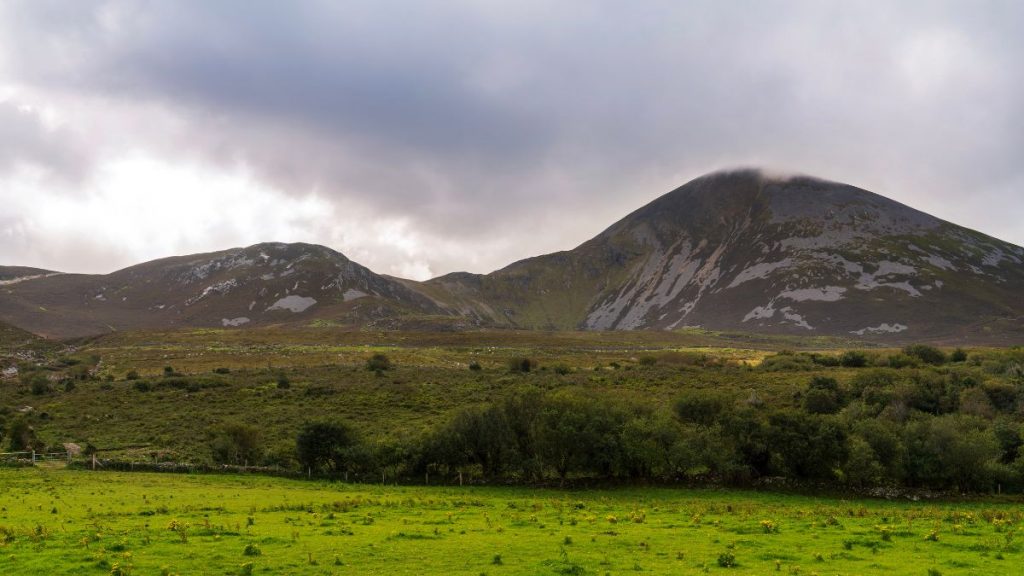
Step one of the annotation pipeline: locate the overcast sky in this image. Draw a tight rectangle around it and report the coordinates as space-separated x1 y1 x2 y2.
1 1 1021 279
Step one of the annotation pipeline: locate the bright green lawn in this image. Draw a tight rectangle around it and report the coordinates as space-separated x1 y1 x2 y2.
0 468 1020 575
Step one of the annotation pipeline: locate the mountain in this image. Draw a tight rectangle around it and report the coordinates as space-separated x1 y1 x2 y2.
0 243 444 338
1 169 1022 341
424 169 1024 340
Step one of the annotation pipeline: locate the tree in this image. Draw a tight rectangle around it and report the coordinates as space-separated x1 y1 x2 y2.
209 422 264 465
296 421 359 474
7 417 42 452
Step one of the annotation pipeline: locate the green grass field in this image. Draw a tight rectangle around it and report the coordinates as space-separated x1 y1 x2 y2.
0 467 1020 575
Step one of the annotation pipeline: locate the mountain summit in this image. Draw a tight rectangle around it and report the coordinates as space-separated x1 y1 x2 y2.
2 169 1022 341
425 169 1024 339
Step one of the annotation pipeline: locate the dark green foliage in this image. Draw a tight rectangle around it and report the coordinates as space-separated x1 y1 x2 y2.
673 391 730 427
29 375 53 396
839 350 868 368
803 375 844 414
276 373 291 389
210 422 264 465
903 344 947 365
468 361 482 371
296 421 359 474
365 353 392 372
125 370 140 380
6 417 41 452
950 348 968 363
767 411 847 480
507 357 535 373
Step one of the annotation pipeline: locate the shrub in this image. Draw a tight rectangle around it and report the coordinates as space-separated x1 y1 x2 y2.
950 348 968 363
30 378 54 396
214 367 231 374
366 353 392 372
133 381 152 393
717 551 737 567
243 543 261 556
125 370 140 380
468 361 482 371
638 355 657 366
840 351 868 368
903 344 946 365
507 357 535 373
276 373 291 389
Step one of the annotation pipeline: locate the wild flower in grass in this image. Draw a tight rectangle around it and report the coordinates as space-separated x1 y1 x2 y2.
760 519 778 534
925 529 939 541
492 554 503 565
166 520 188 543
238 562 253 576
774 559 781 571
606 515 618 524
242 543 261 556
109 561 133 575
629 510 646 524
812 552 823 562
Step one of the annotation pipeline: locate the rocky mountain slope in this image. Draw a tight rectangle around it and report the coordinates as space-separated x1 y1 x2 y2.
0 243 444 338
1 169 1021 341
424 169 1024 340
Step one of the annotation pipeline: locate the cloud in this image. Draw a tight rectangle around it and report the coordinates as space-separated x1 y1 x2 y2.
0 1 1021 278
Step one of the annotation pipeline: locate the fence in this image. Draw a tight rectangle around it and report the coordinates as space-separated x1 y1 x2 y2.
0 450 72 465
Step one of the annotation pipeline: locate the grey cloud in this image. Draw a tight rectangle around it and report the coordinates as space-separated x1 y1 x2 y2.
0 0 1021 275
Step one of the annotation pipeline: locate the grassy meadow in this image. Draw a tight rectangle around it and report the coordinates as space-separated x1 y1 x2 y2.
1 466 1021 575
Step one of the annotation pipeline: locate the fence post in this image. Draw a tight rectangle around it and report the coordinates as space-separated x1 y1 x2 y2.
31 450 36 464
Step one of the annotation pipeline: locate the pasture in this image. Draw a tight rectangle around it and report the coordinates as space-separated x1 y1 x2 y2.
0 467 1020 575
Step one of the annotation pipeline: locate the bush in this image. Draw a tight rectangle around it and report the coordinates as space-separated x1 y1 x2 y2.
133 381 152 393
638 355 657 366
365 353 392 372
507 357 535 373
840 351 868 368
30 377 53 396
950 348 968 363
886 353 919 369
903 344 947 365
276 373 291 389
468 361 482 371
125 370 140 380
717 551 737 567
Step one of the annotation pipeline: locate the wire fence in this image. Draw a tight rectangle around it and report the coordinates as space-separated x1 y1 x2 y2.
0 450 72 465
